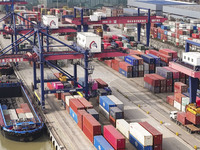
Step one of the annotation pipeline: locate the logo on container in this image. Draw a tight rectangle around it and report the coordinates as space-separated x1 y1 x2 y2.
89 41 97 49
135 141 138 147
50 20 56 27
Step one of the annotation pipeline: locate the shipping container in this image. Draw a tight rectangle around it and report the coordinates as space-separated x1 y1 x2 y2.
177 112 191 125
130 122 153 146
99 96 117 113
107 95 124 111
77 32 101 53
119 62 133 72
69 98 85 114
103 125 125 150
139 122 162 146
110 107 123 119
174 100 181 111
147 54 160 66
95 78 108 88
144 74 160 87
77 109 88 130
124 55 138 66
119 68 132 78
141 54 155 64
174 82 188 93
78 97 93 109
131 55 144 65
42 15 58 29
186 111 200 125
99 105 109 119
163 67 179 79
94 135 114 150
156 67 172 79
87 108 99 121
65 95 74 106
116 119 130 139
167 95 174 106
129 133 153 150
83 113 101 135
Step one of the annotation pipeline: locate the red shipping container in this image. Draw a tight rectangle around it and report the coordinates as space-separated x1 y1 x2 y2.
112 35 118 40
77 109 88 130
95 78 108 88
20 103 31 113
83 113 101 135
104 60 112 67
119 62 132 72
16 108 24 114
163 67 179 79
130 55 144 65
174 93 186 103
177 112 191 125
167 95 174 106
154 144 162 150
139 121 162 145
186 111 200 125
47 82 53 90
61 93 71 101
174 82 188 93
148 50 172 63
144 74 160 87
129 50 144 56
151 74 166 86
112 58 123 72
160 49 178 58
77 97 93 109
192 33 199 39
104 125 125 150
69 98 84 114
55 93 61 100
83 124 94 143
115 41 123 47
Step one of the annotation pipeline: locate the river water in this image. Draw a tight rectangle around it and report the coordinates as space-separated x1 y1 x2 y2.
0 133 55 150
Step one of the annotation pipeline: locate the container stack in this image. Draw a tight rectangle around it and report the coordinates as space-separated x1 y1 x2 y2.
99 95 124 124
167 82 189 111
156 67 173 92
141 54 155 74
144 74 166 93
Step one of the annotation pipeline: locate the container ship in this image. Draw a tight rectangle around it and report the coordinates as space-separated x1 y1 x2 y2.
0 67 44 142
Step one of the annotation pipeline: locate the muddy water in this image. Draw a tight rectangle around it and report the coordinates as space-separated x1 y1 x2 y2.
0 133 55 150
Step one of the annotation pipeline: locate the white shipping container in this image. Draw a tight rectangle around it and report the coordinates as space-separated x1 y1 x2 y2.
182 97 190 106
73 95 82 99
18 113 26 119
99 105 109 119
116 119 130 139
174 100 181 111
25 112 34 119
42 15 58 29
139 65 144 71
77 32 101 53
8 109 18 120
90 15 99 21
130 122 153 146
65 96 74 106
107 95 124 111
182 105 186 112
93 12 106 18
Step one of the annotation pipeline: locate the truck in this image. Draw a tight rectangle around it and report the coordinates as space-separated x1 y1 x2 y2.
170 111 200 134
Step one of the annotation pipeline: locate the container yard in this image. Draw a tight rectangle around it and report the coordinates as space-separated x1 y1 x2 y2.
1 0 200 150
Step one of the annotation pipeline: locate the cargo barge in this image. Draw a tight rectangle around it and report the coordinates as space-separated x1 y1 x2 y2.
0 72 44 142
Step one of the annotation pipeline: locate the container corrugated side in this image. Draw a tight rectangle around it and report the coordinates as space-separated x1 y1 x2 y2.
116 119 130 139
94 135 114 150
130 122 153 146
129 133 153 150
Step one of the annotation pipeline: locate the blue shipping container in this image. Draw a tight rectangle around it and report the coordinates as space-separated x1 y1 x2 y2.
119 68 132 78
70 107 78 123
99 96 116 112
129 133 153 150
141 54 155 64
147 54 160 66
124 55 138 66
164 30 168 35
94 135 114 150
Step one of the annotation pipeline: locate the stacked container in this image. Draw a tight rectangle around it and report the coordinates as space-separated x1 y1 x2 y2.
129 122 153 150
119 61 133 78
141 54 155 74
